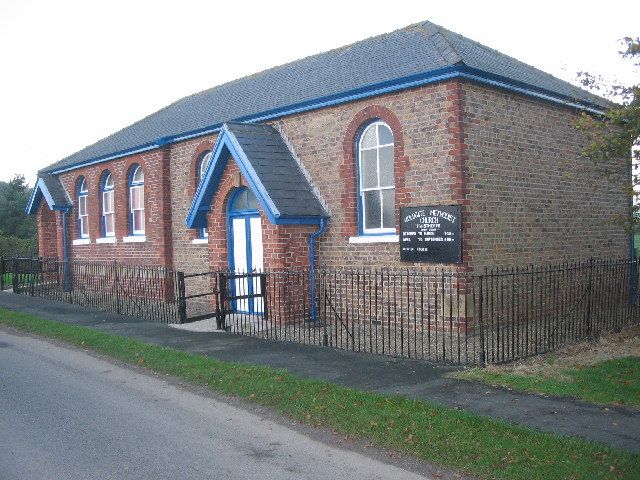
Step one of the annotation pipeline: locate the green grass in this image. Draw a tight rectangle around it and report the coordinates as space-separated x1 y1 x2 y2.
454 357 640 409
1 308 639 480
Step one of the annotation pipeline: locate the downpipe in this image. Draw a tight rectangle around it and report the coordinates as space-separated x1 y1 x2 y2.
62 208 71 292
308 218 326 322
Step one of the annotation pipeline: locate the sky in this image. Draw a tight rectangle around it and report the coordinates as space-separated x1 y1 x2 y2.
0 0 638 185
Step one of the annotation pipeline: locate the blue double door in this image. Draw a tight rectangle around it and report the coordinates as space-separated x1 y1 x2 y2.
228 188 264 314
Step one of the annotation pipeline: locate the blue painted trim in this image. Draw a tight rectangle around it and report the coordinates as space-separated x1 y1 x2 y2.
76 177 88 238
457 66 606 115
25 177 72 215
308 218 326 322
127 164 145 236
62 210 71 292
355 120 397 237
227 188 262 314
47 64 609 177
196 152 212 239
100 171 114 237
186 124 325 230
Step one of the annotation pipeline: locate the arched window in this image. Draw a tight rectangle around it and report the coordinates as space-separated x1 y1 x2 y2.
357 121 395 234
77 177 89 238
101 171 115 237
128 165 145 235
198 151 212 239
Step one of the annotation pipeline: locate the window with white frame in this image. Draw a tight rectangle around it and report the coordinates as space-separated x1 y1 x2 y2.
129 166 145 235
77 177 89 238
102 172 115 237
358 121 395 234
198 151 212 238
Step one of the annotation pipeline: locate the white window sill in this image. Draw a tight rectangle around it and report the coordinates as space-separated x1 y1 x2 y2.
72 238 91 246
191 238 208 245
96 237 117 244
123 235 146 243
349 235 399 244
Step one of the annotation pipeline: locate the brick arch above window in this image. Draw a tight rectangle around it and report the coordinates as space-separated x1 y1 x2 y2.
189 138 215 193
340 105 409 238
187 138 215 240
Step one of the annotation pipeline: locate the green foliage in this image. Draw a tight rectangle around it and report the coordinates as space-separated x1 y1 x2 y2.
576 37 640 232
0 174 38 257
0 235 38 258
0 174 37 239
1 308 639 480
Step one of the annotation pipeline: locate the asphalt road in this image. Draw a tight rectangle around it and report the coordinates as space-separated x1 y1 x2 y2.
0 329 436 480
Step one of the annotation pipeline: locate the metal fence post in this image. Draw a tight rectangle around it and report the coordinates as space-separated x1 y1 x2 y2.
12 258 18 293
217 272 227 330
113 262 121 315
176 271 187 324
585 257 594 337
0 255 4 291
260 273 268 324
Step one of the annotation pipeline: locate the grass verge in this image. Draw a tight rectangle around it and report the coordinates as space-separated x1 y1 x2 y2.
1 307 639 480
453 357 640 409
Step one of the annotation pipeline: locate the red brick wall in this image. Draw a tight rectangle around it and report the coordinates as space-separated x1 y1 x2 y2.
37 202 58 259
52 149 174 267
462 81 628 267
36 78 628 274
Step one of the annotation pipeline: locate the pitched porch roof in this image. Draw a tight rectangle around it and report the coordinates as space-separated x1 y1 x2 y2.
25 174 72 214
186 122 328 228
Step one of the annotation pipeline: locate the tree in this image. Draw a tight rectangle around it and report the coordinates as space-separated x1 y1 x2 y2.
576 37 640 231
0 174 37 239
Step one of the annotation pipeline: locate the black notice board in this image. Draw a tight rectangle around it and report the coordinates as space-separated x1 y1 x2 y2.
400 206 462 263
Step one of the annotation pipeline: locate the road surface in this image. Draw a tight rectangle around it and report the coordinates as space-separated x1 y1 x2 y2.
0 328 435 479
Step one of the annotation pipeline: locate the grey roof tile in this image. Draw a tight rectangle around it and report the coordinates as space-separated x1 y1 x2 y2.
42 20 612 175
224 123 327 219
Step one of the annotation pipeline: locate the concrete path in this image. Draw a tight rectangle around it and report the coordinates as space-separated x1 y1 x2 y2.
2 292 639 453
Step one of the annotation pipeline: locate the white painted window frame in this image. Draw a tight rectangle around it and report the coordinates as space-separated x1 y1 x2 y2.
358 121 395 235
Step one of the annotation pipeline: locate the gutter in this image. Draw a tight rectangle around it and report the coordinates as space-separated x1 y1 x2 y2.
46 65 610 176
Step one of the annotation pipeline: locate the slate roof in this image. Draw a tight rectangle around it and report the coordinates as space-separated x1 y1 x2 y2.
187 123 326 227
25 174 72 214
42 20 612 175
225 122 327 218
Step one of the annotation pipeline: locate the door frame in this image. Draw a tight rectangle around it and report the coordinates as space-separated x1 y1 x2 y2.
226 188 263 314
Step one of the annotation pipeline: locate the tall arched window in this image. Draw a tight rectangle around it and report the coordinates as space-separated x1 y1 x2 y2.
77 177 89 238
198 151 212 239
101 171 115 237
128 165 145 235
358 121 395 234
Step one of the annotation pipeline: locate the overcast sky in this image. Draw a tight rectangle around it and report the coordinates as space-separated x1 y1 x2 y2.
0 0 638 185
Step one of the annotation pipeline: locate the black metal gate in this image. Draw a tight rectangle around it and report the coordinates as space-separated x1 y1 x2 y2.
218 271 268 332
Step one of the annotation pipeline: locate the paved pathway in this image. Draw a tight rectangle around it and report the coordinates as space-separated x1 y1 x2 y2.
1 292 639 452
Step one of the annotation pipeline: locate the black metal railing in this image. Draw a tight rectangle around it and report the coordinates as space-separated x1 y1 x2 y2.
8 257 182 323
216 259 640 365
4 256 639 365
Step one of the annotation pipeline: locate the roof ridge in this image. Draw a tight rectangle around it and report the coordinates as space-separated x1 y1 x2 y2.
435 23 608 104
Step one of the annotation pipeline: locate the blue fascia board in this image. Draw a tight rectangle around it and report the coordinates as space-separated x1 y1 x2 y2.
25 184 40 215
273 216 325 226
186 135 229 228
186 125 282 228
25 178 72 215
457 66 608 115
49 64 609 176
48 142 164 175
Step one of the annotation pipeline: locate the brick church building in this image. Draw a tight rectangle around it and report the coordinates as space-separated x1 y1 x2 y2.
27 20 628 280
